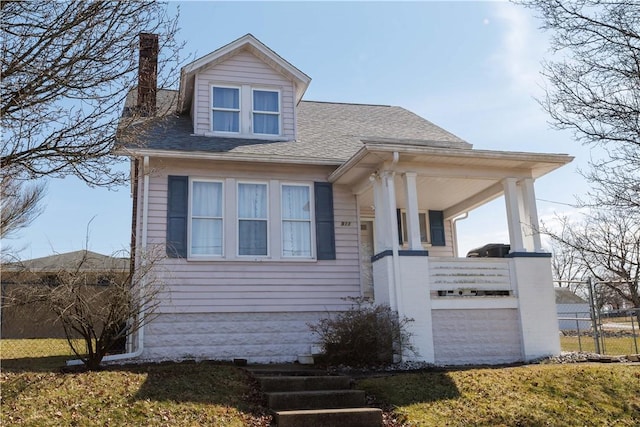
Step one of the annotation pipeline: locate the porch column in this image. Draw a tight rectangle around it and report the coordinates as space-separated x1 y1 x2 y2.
372 175 390 252
503 178 525 252
403 172 422 250
383 171 402 311
520 178 543 252
382 172 399 251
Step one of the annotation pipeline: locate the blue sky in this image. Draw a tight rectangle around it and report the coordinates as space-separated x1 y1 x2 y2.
5 1 595 260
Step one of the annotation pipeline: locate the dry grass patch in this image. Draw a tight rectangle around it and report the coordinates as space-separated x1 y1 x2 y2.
358 364 640 426
1 362 269 426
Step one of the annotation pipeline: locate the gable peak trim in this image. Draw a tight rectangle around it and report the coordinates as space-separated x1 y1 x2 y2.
178 34 310 113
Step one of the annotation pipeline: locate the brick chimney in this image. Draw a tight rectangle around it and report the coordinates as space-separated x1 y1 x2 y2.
137 33 159 116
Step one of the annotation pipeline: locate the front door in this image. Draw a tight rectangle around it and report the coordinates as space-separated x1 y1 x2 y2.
360 220 374 299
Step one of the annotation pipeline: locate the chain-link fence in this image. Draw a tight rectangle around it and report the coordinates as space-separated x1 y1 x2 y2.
1 283 127 371
556 278 639 356
559 309 639 355
1 337 127 371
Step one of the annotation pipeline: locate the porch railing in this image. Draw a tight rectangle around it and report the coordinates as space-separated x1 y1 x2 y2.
428 257 513 296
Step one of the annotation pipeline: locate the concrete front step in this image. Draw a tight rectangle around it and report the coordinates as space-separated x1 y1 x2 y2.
266 389 366 411
247 368 328 377
259 375 352 392
275 408 383 427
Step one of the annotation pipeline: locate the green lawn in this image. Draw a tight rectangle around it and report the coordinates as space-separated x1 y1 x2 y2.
560 335 639 355
1 338 84 358
358 364 640 426
1 338 92 371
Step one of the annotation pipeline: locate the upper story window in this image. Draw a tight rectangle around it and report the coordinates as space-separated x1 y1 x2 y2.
253 90 280 135
212 86 240 133
190 180 224 256
210 85 281 137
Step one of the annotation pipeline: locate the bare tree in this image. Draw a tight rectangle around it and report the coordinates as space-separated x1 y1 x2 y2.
516 0 640 210
1 1 182 186
543 208 640 323
580 152 640 210
0 175 46 239
2 248 166 370
548 223 587 292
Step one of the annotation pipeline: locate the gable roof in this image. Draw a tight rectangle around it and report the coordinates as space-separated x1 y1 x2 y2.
120 98 472 164
177 34 311 114
2 250 129 273
555 288 589 304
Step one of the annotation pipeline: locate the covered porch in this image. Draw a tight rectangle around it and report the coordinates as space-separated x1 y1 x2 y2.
330 139 573 364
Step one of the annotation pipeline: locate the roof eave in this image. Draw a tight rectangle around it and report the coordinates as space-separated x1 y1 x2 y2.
118 147 344 167
329 141 574 184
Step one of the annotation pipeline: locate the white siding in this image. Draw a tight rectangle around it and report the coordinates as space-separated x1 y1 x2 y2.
145 159 360 316
194 51 296 138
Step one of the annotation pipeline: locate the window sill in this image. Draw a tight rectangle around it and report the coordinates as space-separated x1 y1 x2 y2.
186 256 317 263
400 243 433 249
201 131 287 141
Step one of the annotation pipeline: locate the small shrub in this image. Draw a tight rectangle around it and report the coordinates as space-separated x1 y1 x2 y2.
309 298 416 366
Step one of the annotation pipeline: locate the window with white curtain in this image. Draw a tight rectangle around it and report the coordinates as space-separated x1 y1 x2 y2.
252 90 280 135
238 183 268 256
401 211 428 243
212 86 240 132
281 184 312 257
190 180 223 256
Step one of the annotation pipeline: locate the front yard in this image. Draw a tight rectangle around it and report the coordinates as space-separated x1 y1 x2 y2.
1 362 269 427
358 364 640 426
1 360 638 426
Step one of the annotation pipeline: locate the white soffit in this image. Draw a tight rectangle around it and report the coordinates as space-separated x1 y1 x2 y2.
329 142 574 186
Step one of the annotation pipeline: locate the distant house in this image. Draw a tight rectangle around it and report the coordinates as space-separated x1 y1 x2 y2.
1 250 129 339
118 34 573 365
555 288 591 332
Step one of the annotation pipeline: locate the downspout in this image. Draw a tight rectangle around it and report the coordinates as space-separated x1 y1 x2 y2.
388 152 403 312
67 156 150 365
105 155 150 361
451 212 469 258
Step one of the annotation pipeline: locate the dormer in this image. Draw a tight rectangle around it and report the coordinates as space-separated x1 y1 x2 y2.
177 34 311 141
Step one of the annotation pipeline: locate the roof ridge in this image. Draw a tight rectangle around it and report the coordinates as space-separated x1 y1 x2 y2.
301 100 393 108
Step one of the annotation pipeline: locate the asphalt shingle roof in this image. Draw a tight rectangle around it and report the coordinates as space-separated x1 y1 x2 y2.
121 90 470 163
555 288 588 304
2 250 129 273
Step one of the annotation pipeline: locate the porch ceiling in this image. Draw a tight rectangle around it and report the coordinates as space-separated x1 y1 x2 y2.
329 140 573 219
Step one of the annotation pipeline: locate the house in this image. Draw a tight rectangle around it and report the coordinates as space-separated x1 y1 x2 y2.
1 250 129 339
118 33 573 365
555 287 591 332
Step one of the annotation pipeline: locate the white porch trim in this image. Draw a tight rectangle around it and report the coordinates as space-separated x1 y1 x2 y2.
403 172 422 250
503 178 526 253
521 178 543 252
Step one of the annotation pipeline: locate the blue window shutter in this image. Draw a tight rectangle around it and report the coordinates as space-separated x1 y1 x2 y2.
314 182 336 260
396 209 403 245
429 210 446 247
166 176 188 258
